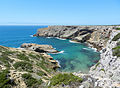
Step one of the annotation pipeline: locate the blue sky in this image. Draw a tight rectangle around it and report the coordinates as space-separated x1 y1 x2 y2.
0 0 120 25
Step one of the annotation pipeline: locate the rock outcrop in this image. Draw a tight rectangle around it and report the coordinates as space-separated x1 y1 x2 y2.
21 43 59 53
36 26 119 50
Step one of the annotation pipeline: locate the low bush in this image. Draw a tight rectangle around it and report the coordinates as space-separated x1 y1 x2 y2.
50 73 83 86
0 70 15 88
112 33 120 41
13 61 33 72
22 73 43 87
116 28 120 30
17 53 29 61
112 46 120 57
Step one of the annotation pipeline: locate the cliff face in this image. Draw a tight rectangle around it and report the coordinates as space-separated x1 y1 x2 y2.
36 25 120 88
89 30 120 87
36 26 119 50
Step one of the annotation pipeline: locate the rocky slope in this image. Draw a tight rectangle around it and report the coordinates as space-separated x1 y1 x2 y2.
0 44 60 88
0 44 85 88
36 26 119 51
36 25 120 88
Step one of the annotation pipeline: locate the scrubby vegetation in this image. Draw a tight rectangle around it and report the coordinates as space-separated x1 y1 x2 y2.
17 53 30 61
0 45 63 88
36 59 53 73
112 33 120 41
37 70 47 76
116 28 120 30
13 61 33 72
22 73 43 87
49 73 83 87
112 46 120 57
0 70 15 88
93 62 100 70
100 68 105 72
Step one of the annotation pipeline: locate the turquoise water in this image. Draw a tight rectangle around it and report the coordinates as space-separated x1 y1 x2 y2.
0 26 100 73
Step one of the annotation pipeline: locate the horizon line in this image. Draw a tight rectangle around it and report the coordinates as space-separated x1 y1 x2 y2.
0 24 120 26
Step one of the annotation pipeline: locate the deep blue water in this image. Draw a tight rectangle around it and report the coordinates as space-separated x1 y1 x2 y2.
0 26 100 73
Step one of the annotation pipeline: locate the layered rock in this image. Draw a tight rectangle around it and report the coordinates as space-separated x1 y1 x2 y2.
89 30 120 88
21 43 59 53
36 26 119 50
36 25 120 88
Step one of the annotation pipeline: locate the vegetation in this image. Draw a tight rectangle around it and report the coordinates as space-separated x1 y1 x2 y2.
0 70 15 88
37 70 47 76
100 69 105 72
112 46 120 57
0 55 13 68
49 73 83 86
17 53 30 61
13 61 33 72
93 62 100 70
22 73 43 87
112 33 120 41
116 28 120 30
36 59 53 73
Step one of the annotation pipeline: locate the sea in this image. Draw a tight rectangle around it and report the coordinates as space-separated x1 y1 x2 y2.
0 25 100 73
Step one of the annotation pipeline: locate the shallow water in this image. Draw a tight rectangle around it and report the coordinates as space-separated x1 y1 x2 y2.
0 26 100 73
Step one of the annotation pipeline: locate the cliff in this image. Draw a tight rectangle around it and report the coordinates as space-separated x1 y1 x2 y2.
36 26 119 51
36 25 120 88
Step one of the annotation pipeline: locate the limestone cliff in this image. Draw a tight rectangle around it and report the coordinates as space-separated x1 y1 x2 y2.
36 25 120 88
36 26 119 50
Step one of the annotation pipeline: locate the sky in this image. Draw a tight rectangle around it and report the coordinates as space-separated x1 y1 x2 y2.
0 0 120 25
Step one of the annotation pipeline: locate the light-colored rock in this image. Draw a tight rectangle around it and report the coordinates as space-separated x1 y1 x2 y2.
21 43 59 53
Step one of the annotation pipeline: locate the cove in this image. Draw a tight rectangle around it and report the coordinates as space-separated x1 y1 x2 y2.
0 26 100 73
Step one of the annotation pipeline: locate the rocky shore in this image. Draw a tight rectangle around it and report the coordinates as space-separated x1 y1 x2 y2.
0 25 120 88
36 26 119 51
36 25 120 88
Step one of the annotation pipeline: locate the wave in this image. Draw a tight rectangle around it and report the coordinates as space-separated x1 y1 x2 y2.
69 40 79 43
91 47 97 52
51 50 64 54
30 35 33 37
83 48 91 51
83 47 97 52
56 37 66 40
56 60 61 67
47 37 53 38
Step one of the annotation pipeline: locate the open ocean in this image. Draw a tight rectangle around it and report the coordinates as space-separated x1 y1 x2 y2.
0 25 100 73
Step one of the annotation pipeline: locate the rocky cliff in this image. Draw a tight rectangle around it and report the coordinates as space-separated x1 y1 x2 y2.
36 26 119 51
36 25 120 88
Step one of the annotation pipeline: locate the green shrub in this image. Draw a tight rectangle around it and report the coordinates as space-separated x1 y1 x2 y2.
50 73 83 86
93 62 100 70
13 61 33 72
0 55 13 67
100 69 105 72
22 73 42 87
17 53 29 61
112 33 120 41
112 46 120 57
0 70 15 88
116 28 120 30
37 71 47 76
36 60 52 73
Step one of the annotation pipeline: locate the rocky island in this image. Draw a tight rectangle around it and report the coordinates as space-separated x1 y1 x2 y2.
0 25 120 88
